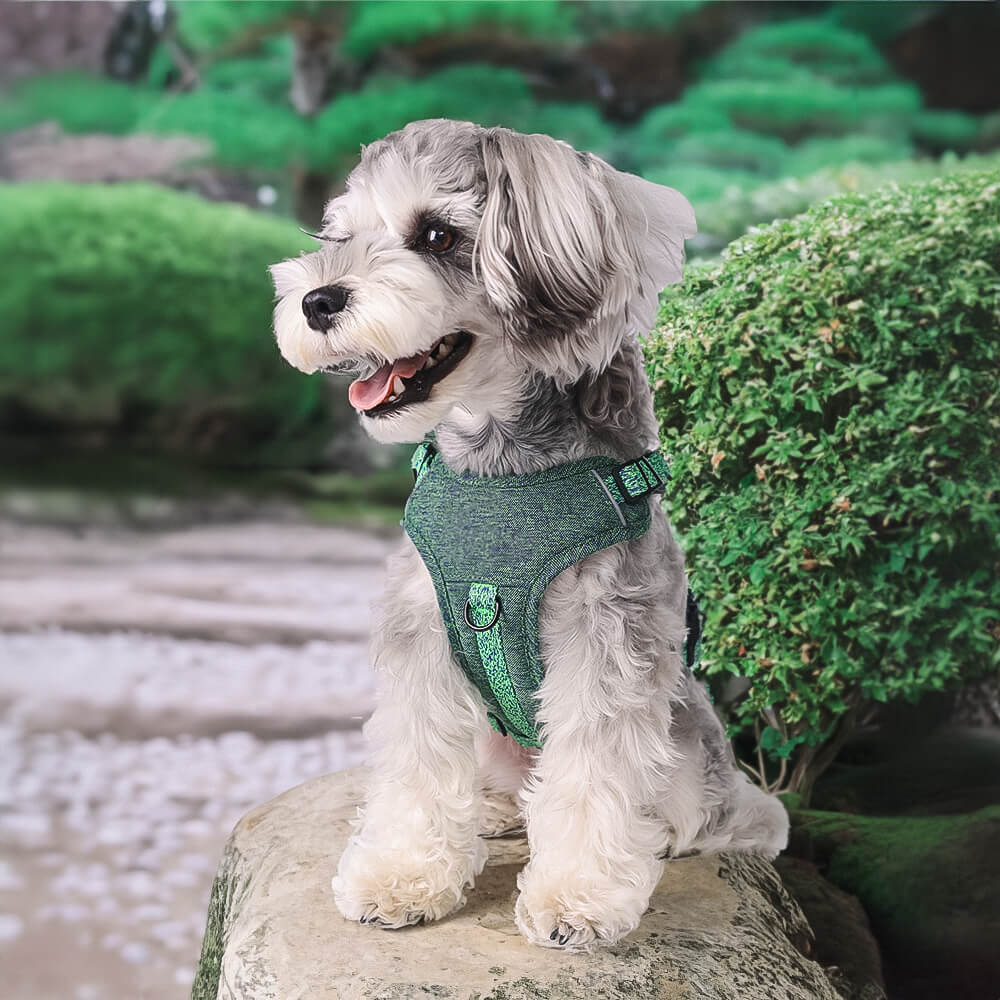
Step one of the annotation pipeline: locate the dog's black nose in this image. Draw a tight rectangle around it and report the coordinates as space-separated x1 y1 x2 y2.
302 285 350 332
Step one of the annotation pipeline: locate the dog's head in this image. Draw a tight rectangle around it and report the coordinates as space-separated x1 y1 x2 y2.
270 119 695 444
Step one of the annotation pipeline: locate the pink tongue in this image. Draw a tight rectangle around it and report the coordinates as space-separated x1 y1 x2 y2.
348 350 431 411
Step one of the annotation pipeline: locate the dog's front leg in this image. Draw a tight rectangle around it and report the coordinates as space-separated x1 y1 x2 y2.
333 540 488 928
514 552 682 950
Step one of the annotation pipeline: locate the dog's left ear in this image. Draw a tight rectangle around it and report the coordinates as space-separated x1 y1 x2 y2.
476 127 696 377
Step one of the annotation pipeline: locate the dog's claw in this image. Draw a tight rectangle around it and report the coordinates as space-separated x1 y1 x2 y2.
558 933 570 945
550 928 559 940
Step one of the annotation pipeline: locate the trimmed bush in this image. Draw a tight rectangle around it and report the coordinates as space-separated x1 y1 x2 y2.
646 169 1000 795
702 19 895 86
679 78 923 142
0 183 327 461
691 150 1000 253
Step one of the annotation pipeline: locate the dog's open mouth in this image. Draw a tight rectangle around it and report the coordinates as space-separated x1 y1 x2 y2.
347 331 474 417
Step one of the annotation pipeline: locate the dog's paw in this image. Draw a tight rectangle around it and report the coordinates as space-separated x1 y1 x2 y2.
333 840 486 930
514 862 655 951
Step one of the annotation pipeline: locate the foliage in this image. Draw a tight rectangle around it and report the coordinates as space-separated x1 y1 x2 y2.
678 78 923 142
634 15 993 247
701 18 894 86
658 128 788 176
344 0 573 60
175 1 319 51
693 150 1000 250
0 183 328 461
646 169 1000 791
0 73 155 135
174 0 572 62
909 109 984 154
0 60 617 178
570 0 707 34
307 64 610 168
199 36 295 104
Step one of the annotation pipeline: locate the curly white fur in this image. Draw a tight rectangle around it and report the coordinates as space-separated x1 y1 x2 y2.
271 119 788 951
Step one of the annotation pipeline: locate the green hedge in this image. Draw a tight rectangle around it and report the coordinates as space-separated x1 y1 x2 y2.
646 168 1000 792
692 150 1000 251
0 183 327 461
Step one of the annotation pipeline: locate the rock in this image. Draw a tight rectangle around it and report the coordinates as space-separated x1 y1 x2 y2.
775 856 885 1000
193 769 846 1000
791 807 1000 1000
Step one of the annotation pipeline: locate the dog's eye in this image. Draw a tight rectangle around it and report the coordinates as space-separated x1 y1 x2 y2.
420 225 455 254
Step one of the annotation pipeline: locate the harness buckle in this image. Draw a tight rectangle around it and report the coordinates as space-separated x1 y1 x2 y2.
611 453 668 504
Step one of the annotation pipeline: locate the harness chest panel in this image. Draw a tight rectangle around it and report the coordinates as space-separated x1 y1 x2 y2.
402 444 668 747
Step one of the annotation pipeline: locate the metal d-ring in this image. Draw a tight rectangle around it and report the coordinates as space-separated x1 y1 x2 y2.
465 595 501 631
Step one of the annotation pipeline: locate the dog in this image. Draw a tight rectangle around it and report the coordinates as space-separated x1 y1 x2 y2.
270 119 788 951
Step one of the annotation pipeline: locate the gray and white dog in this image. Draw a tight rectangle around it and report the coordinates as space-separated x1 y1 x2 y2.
270 119 788 951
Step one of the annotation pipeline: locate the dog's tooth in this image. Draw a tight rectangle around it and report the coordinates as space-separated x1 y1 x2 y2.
438 343 452 358
424 356 437 368
392 376 405 395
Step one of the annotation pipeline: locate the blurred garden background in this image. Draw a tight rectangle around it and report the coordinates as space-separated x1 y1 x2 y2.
0 3 997 999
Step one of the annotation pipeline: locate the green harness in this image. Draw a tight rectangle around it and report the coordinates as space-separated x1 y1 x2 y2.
402 442 699 748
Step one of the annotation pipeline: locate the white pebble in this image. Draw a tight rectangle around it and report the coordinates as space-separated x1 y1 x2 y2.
0 913 24 941
121 940 151 964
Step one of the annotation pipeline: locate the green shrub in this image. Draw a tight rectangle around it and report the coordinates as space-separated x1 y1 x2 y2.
680 78 923 141
138 87 307 169
782 134 914 177
0 73 155 135
910 109 984 154
641 165 761 208
655 128 789 176
691 150 1000 251
309 64 616 170
702 19 894 85
0 183 327 462
646 169 1000 795
344 0 573 61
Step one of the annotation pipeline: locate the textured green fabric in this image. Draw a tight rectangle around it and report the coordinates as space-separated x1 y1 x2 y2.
403 444 658 747
467 582 535 739
602 452 671 504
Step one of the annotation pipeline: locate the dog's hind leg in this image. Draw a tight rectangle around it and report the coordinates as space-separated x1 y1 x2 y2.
661 676 788 860
332 539 489 929
477 728 533 837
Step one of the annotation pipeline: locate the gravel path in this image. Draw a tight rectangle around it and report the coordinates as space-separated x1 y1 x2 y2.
0 518 394 999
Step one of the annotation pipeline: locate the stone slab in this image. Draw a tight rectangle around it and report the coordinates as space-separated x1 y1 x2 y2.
194 769 845 1000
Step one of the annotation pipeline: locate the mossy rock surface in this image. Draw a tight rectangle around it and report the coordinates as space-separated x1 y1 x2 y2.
791 806 1000 998
193 768 847 1000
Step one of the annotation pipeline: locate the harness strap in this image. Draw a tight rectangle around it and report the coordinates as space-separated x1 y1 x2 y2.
603 451 671 505
411 440 436 483
415 441 668 506
466 583 539 745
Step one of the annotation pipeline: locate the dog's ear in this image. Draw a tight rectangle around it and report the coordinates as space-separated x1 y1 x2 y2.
476 127 695 378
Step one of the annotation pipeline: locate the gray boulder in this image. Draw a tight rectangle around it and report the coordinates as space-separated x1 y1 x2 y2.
193 768 846 1000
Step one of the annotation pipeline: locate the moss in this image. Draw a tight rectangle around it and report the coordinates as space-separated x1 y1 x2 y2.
792 806 1000 972
191 846 244 1000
